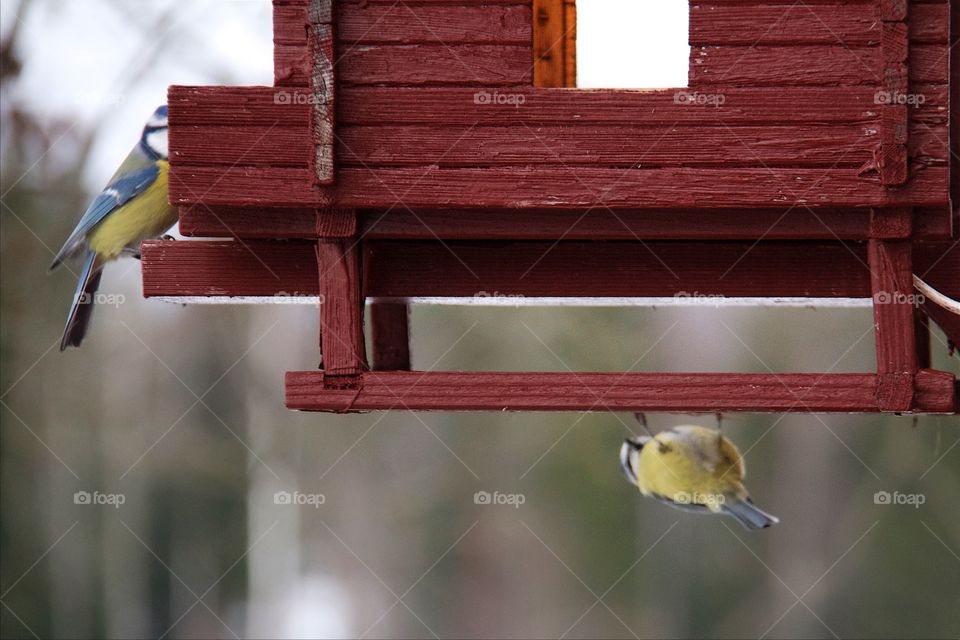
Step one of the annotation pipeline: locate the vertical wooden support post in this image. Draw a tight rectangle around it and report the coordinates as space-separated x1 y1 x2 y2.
915 313 931 370
533 0 577 88
869 209 917 411
310 0 335 185
317 209 366 388
370 302 412 371
878 1 909 186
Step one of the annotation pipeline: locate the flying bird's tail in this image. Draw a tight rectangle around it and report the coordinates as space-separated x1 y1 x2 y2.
723 498 779 530
60 251 103 351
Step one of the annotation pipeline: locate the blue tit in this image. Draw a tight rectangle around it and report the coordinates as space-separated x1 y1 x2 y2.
50 105 177 350
620 425 779 530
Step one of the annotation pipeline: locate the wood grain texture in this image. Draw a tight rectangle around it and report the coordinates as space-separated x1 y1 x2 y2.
284 370 956 413
168 165 950 208
690 3 947 46
338 86 888 125
310 20 335 184
370 302 411 371
317 239 368 379
868 237 918 401
338 4 532 45
691 45 945 86
169 84 944 127
168 121 946 169
335 124 878 168
139 240 960 301
533 0 576 88
177 206 955 241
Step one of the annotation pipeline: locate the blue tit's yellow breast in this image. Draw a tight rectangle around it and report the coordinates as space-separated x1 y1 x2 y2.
88 160 177 261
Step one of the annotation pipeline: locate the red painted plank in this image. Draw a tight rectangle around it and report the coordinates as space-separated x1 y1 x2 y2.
277 43 533 86
340 45 532 85
169 85 945 127
690 3 947 46
284 370 956 413
169 86 310 126
317 239 367 379
177 206 954 241
691 45 879 86
691 45 946 86
338 4 532 45
168 165 950 209
168 120 948 169
169 166 325 207
338 167 950 209
169 165 950 209
174 123 881 168
139 240 960 301
868 238 918 410
338 86 886 125
370 302 411 371
909 44 949 83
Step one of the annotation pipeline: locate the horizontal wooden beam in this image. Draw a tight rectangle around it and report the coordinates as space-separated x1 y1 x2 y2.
171 122 946 169
689 45 945 86
140 240 960 300
169 165 950 208
171 85 944 127
178 206 955 241
275 4 532 46
284 370 956 413
690 3 947 46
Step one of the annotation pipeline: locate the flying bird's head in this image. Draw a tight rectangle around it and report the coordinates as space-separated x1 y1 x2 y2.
619 436 649 485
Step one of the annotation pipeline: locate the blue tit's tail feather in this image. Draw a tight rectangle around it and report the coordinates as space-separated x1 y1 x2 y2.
723 498 779 530
60 251 102 351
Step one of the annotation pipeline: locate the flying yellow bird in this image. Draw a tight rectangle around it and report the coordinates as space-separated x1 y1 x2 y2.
620 424 779 530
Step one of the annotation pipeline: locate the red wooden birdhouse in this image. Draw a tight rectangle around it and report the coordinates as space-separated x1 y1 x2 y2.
142 0 959 414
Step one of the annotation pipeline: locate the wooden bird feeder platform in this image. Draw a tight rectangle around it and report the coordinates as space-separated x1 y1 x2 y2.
142 0 960 414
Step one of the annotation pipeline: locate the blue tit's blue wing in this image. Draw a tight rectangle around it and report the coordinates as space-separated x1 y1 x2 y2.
50 160 159 269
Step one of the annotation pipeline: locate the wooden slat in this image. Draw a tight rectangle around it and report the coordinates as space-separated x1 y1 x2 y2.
277 44 533 86
533 0 576 87
139 240 960 300
170 85 910 127
691 45 946 86
370 302 411 371
338 86 887 125
169 86 310 126
177 206 955 241
284 370 956 413
341 45 531 85
952 0 960 231
334 167 949 209
690 3 947 46
169 165 950 208
869 235 919 411
339 4 532 45
169 121 948 169
691 45 880 86
317 239 367 379
277 3 533 46
335 124 876 168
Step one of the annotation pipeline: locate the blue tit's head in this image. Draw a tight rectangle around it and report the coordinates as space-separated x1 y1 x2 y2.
620 436 649 485
140 105 169 160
